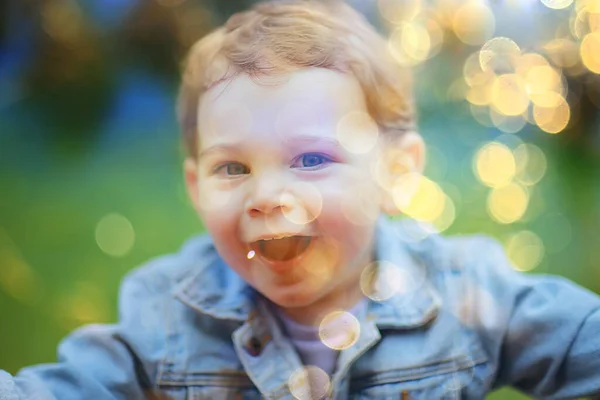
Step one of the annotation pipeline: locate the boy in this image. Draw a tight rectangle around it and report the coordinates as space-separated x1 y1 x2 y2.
2 1 599 399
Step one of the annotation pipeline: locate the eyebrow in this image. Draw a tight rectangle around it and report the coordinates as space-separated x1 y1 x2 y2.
198 134 344 160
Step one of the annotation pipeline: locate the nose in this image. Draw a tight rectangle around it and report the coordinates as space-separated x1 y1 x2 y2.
245 172 292 217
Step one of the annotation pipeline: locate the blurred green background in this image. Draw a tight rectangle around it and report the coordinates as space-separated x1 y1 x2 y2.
1 0 599 399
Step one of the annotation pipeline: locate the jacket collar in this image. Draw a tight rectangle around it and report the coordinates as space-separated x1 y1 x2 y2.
173 216 441 329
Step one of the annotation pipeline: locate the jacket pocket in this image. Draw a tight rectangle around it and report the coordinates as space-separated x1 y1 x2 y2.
157 372 261 400
349 355 487 400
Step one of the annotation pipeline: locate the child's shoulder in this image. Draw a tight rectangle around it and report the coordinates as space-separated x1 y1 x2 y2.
382 217 509 275
120 232 219 298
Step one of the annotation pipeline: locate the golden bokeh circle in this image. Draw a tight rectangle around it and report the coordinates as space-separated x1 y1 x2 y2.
288 366 331 400
95 213 135 257
360 261 411 301
391 173 446 222
487 183 529 224
473 142 516 188
506 231 545 271
581 31 600 74
540 0 574 10
533 96 571 134
280 182 323 226
491 74 530 116
336 111 380 154
318 311 360 350
453 2 496 45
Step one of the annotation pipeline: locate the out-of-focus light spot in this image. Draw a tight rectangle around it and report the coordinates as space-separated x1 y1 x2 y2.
432 193 456 232
447 78 469 102
426 18 446 59
360 261 412 301
377 0 422 24
490 109 527 133
280 182 322 225
340 183 380 226
95 213 135 257
156 0 187 6
589 12 600 31
370 148 415 193
336 111 379 154
392 218 432 242
581 32 600 73
515 53 549 78
479 37 521 74
197 188 232 212
533 95 571 133
506 231 545 271
0 231 43 307
464 52 495 87
388 22 432 65
319 311 360 350
392 173 446 223
288 366 331 400
487 183 529 224
540 0 574 10
41 0 84 45
466 83 493 106
455 284 498 329
526 66 565 107
474 142 516 188
469 103 495 127
57 282 110 329
491 74 530 116
514 143 548 185
543 38 580 68
247 250 255 260
452 2 496 45
577 0 600 14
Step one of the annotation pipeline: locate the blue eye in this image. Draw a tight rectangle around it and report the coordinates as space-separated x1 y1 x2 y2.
295 153 332 169
215 162 249 176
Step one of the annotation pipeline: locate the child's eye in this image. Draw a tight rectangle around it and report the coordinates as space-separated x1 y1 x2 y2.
293 153 333 169
215 162 250 176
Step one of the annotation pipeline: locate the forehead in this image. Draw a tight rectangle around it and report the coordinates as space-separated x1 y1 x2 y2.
197 68 368 145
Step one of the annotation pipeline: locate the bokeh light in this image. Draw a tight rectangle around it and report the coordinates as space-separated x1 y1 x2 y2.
392 173 447 223
318 311 360 350
506 230 545 271
360 261 410 301
452 2 496 45
336 111 380 154
541 0 574 10
473 142 516 188
487 183 529 224
533 95 571 133
388 22 433 65
95 213 135 257
514 143 548 186
288 366 331 400
580 31 600 73
280 182 323 226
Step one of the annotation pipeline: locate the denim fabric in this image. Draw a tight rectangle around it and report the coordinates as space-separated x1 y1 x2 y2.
2 217 599 399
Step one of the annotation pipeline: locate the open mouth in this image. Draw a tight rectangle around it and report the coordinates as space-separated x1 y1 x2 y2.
250 236 312 262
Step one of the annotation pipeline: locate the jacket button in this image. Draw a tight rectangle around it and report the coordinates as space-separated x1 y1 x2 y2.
245 336 262 356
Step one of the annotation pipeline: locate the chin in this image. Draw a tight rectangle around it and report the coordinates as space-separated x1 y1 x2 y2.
262 285 322 309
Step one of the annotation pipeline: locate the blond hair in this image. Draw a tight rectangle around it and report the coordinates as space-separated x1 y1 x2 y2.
178 0 415 158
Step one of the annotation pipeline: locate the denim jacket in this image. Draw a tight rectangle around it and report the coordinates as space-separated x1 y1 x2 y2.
2 217 599 400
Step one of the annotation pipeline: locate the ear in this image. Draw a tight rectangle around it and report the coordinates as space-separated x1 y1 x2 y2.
379 131 426 216
183 157 201 214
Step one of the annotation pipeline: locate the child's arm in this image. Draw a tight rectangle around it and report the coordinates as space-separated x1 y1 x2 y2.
0 270 166 400
463 237 600 398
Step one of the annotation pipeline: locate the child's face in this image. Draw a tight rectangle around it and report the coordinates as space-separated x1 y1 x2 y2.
185 68 420 320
